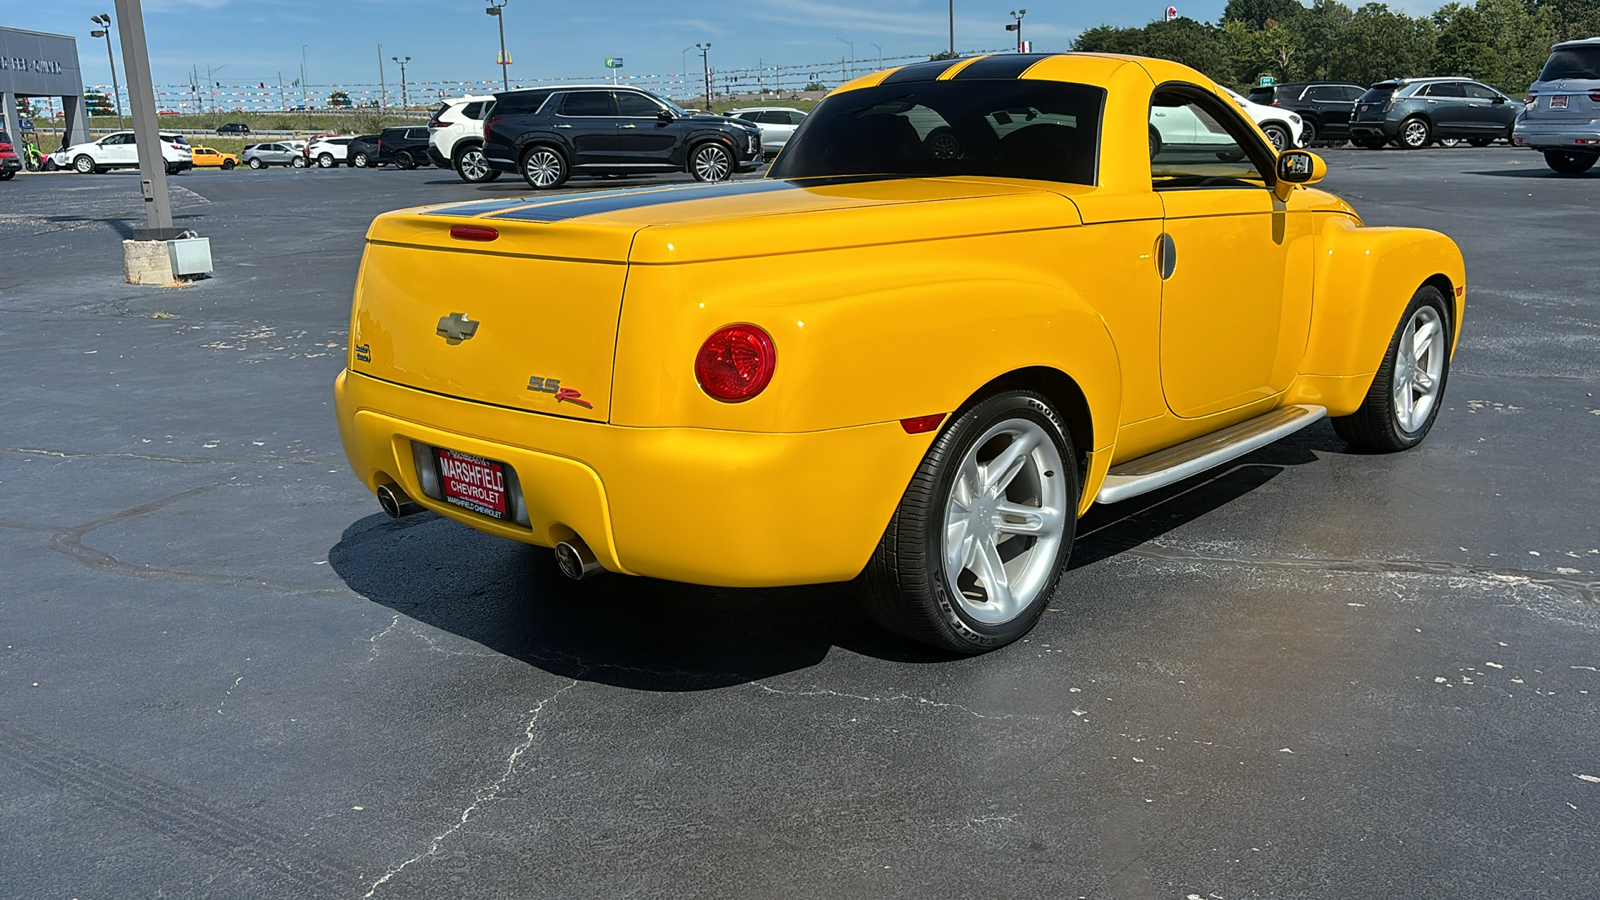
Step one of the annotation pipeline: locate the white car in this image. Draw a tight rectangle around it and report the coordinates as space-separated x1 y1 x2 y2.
1221 86 1302 151
307 136 356 168
427 94 498 183
61 131 193 175
727 107 808 158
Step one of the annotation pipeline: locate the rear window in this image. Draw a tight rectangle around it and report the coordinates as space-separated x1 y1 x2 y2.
461 102 484 119
1359 84 1398 103
491 90 552 116
1247 86 1276 103
769 80 1105 186
1539 46 1600 81
427 102 449 126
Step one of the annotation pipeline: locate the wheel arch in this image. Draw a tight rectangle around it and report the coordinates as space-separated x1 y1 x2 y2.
971 366 1095 489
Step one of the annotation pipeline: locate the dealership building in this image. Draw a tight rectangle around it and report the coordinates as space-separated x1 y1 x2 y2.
1 25 90 149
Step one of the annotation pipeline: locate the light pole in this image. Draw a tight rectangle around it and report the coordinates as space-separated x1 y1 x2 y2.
949 0 955 56
486 0 509 91
695 43 711 109
836 37 854 81
392 56 411 108
871 42 881 72
206 63 229 116
88 14 124 129
301 44 309 108
1007 9 1027 53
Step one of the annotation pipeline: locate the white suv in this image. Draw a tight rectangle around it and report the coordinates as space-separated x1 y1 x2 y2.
427 95 499 183
307 136 356 168
61 131 193 175
728 107 808 158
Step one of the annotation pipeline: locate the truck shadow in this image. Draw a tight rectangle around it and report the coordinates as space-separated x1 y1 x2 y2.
329 425 1341 691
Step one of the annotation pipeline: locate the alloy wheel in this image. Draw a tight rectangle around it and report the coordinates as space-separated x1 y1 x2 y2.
692 144 731 182
941 418 1069 625
523 149 564 188
1392 304 1446 433
459 148 490 181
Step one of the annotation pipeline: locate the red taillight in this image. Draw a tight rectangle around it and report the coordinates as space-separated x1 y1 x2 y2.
900 414 946 434
434 120 453 128
449 225 499 242
695 324 775 402
1590 92 1600 103
484 117 500 142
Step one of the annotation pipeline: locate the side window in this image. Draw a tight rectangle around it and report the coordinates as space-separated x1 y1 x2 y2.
1428 82 1466 98
461 102 484 119
1306 86 1340 101
788 112 808 125
614 92 663 117
753 111 783 124
559 91 614 116
1149 89 1268 190
736 112 759 121
1462 83 1499 101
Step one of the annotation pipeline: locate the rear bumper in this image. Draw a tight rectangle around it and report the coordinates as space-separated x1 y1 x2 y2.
427 146 450 168
334 369 923 587
1348 121 1397 142
0 158 20 173
1512 121 1600 151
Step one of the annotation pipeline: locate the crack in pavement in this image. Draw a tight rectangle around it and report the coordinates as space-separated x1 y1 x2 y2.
7 445 328 466
1124 543 1599 606
362 679 580 898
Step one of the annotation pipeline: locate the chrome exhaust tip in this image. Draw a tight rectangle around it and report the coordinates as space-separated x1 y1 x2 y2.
376 483 423 518
554 537 603 580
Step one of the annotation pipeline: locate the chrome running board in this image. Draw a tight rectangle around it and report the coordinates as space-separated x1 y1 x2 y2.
1095 404 1328 504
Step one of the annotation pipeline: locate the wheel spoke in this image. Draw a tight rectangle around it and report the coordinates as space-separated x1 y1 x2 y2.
1412 318 1440 352
993 501 1064 537
945 516 975 573
1413 369 1435 392
973 535 1018 619
982 432 1037 496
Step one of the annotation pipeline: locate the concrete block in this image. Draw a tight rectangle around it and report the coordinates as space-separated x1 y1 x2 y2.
123 239 176 285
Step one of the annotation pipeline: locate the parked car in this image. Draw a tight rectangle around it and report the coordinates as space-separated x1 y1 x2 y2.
348 134 382 168
482 85 763 188
1247 81 1365 145
727 107 808 157
1349 77 1517 149
0 131 20 180
1221 86 1303 150
1513 37 1600 174
216 122 251 135
377 126 433 169
336 53 1465 655
426 94 498 183
242 141 308 168
190 145 239 169
307 136 355 168
60 131 193 174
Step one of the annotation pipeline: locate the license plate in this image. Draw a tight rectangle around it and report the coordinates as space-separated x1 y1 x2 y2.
434 448 509 519
1550 95 1568 109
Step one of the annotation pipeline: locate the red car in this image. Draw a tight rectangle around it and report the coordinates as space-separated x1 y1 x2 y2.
0 131 22 180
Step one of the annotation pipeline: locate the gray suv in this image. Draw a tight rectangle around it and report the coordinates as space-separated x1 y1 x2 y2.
1349 77 1517 149
1513 37 1600 174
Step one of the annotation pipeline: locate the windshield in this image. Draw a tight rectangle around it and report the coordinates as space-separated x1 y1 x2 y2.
1540 47 1600 81
768 80 1105 186
1358 84 1398 103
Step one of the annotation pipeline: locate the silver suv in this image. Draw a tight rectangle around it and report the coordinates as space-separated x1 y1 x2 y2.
1513 37 1600 174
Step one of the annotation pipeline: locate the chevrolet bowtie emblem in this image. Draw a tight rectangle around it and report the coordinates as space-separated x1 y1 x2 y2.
436 312 480 345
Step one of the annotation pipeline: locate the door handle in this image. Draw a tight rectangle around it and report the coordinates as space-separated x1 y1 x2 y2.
1157 233 1177 280
619 124 637 129
556 124 572 129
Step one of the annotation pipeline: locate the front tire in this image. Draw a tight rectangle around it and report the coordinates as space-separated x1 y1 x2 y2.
454 145 501 183
1544 149 1598 175
520 145 568 189
1399 117 1431 149
859 390 1078 654
1331 285 1452 452
291 155 307 168
690 141 733 182
1262 122 1290 152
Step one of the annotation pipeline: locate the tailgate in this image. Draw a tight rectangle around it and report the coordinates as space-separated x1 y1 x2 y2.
350 212 634 422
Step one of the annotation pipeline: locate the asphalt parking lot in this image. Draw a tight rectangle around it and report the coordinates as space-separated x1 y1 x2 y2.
2 149 1597 899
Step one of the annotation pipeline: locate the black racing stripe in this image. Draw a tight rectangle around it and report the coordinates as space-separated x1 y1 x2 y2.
421 198 544 218
486 180 801 222
879 58 968 85
951 53 1059 80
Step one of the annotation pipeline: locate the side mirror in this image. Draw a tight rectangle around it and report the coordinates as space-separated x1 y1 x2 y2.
1492 96 1506 105
657 109 674 121
1273 149 1326 201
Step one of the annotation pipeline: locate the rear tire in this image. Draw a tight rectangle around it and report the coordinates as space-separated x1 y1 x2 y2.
317 153 335 168
352 152 369 168
1331 285 1452 452
1399 116 1431 149
74 154 95 174
858 390 1078 654
394 150 417 170
221 159 235 170
1356 137 1386 150
1299 119 1318 146
1467 137 1492 148
248 157 264 169
454 145 501 183
1544 149 1598 175
520 145 569 189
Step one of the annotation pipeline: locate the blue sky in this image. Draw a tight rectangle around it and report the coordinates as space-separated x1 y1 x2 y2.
10 1 1444 104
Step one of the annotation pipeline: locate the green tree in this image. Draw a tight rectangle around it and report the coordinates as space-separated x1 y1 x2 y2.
1331 3 1435 86
1071 24 1149 55
928 50 960 61
1140 18 1230 76
1224 0 1307 29
84 88 114 116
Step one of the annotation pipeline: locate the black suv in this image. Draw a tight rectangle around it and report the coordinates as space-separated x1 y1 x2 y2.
1246 82 1364 145
483 86 763 189
216 122 251 135
377 126 432 169
1349 77 1517 149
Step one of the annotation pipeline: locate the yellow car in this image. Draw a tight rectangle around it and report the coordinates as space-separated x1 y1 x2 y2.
335 53 1465 654
190 145 239 169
